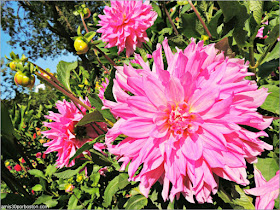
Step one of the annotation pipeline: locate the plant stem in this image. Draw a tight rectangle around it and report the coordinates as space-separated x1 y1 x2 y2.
188 0 212 39
249 46 256 74
163 3 179 36
73 192 86 209
80 14 117 67
35 72 91 111
250 39 277 69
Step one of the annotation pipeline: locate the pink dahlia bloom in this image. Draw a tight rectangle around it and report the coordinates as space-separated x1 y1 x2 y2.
42 98 107 168
97 0 157 57
245 167 279 209
104 38 273 203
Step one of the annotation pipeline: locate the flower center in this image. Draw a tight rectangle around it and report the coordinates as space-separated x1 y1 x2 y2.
122 13 127 22
167 102 203 137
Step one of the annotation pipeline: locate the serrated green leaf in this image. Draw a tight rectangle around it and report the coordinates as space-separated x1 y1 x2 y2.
57 61 78 92
232 185 255 209
255 157 279 180
69 135 105 163
260 84 279 114
218 1 249 47
265 23 280 45
181 12 200 38
28 169 46 179
45 199 58 208
125 194 148 210
103 173 129 207
45 164 57 177
207 10 223 38
249 0 263 25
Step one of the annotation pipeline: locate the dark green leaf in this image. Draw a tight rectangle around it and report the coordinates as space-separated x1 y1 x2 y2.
75 110 105 127
104 68 116 102
151 1 161 18
57 61 78 92
88 94 116 123
207 10 223 38
265 23 280 45
69 135 105 163
125 194 148 210
258 59 279 78
260 84 279 114
181 12 200 38
103 173 130 207
218 1 249 47
1 103 15 140
54 162 88 179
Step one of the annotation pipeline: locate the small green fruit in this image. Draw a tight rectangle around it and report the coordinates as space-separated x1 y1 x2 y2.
74 37 89 54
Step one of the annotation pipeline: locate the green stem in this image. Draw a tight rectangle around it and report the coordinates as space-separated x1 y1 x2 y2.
35 72 92 111
188 0 212 39
80 13 117 67
251 39 277 69
163 3 179 36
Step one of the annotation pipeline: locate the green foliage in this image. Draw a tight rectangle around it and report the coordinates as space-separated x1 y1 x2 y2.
103 173 130 207
124 194 148 209
57 60 78 91
255 156 279 180
260 84 279 114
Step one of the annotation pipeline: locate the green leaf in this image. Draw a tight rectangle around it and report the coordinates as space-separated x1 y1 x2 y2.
77 26 81 36
260 84 279 114
44 199 58 208
265 23 280 45
75 110 105 127
33 195 53 205
232 185 255 209
218 1 249 47
249 0 263 25
258 59 279 78
54 162 88 179
90 149 112 166
1 103 15 140
68 189 83 210
69 135 105 163
151 1 162 18
45 164 57 177
255 157 279 180
84 31 96 43
207 10 223 38
181 12 200 38
32 184 43 192
104 68 116 102
28 169 46 179
57 61 78 92
103 173 130 207
88 94 116 123
124 194 148 210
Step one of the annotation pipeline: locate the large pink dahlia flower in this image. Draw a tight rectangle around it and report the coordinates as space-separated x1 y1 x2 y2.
104 38 273 203
42 98 107 168
97 0 157 57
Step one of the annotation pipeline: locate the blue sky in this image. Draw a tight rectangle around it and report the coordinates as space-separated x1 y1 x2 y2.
1 1 78 99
